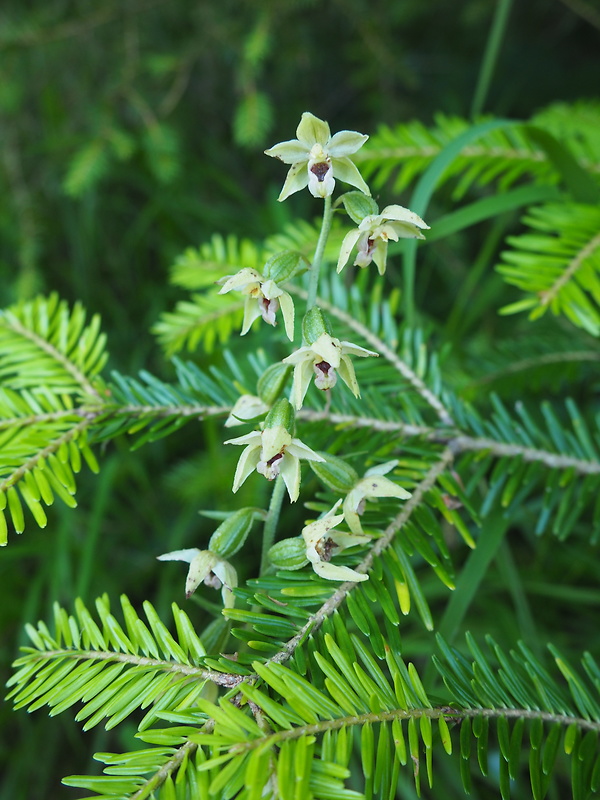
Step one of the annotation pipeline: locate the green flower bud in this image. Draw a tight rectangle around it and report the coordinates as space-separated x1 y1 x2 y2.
302 307 333 345
340 191 379 225
257 362 292 406
262 250 303 283
268 537 308 571
310 452 359 493
264 397 295 434
208 508 256 558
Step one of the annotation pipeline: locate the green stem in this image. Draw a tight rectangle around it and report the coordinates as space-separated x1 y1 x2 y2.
260 474 286 574
470 0 514 118
306 195 333 309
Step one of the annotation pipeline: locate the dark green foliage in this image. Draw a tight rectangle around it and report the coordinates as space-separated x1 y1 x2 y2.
2 2 600 799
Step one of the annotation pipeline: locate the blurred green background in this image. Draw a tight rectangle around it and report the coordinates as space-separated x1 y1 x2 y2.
1 1 599 797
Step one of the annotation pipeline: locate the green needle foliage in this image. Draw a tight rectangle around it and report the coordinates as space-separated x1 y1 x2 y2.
3 23 600 800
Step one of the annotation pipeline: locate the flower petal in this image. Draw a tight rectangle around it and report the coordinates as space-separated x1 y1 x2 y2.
218 268 263 294
212 560 238 608
280 451 301 502
336 229 362 273
186 551 219 597
296 112 330 147
231 444 262 493
312 333 342 368
278 162 309 202
327 130 369 157
331 156 371 196
365 460 398 477
357 475 412 500
264 139 310 165
388 220 427 240
224 431 263 447
381 205 430 230
157 548 201 564
339 341 379 358
287 438 326 463
278 291 296 341
343 489 365 535
260 425 292 462
311 560 368 582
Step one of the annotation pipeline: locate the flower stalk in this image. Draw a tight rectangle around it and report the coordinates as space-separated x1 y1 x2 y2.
306 194 333 310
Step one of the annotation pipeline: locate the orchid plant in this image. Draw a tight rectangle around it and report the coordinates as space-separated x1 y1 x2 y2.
159 112 424 592
7 101 600 800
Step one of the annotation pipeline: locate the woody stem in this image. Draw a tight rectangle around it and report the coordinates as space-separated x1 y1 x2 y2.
306 195 333 310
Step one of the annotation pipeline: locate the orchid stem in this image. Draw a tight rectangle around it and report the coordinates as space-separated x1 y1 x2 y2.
260 474 286 574
306 195 333 310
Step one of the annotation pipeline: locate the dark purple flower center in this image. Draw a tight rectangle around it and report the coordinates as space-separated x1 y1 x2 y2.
310 162 330 182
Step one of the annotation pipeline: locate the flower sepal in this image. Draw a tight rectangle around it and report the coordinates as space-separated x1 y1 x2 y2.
224 395 269 428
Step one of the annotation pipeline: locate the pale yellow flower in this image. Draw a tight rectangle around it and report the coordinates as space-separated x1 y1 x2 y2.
337 206 429 276
343 461 412 535
218 268 295 341
157 548 237 607
224 425 324 502
283 332 378 410
265 112 370 201
302 504 370 582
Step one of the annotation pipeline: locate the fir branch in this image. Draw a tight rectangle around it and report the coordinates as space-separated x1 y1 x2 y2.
289 286 455 426
269 451 454 666
23 647 242 687
1 314 100 398
130 740 199 800
0 416 93 492
298 410 600 476
0 407 94 430
539 229 600 307
449 434 600 474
